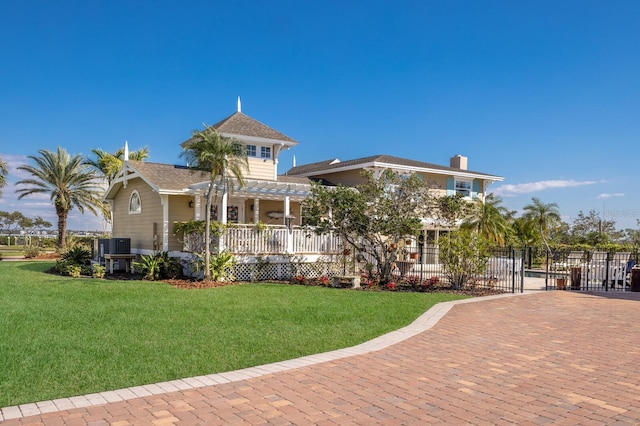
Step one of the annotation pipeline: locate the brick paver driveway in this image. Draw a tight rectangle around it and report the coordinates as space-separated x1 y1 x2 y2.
3 291 640 425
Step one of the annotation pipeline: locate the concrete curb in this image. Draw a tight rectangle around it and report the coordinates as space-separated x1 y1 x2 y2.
0 291 535 421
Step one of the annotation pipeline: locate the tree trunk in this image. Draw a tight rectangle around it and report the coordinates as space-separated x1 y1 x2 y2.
204 190 213 281
56 205 68 250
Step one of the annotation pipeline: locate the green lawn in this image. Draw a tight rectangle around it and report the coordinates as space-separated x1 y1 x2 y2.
0 261 467 407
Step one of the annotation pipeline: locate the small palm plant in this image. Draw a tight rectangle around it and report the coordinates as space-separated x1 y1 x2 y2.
134 253 163 281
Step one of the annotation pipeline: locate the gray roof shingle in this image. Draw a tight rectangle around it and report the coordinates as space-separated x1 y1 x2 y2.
286 154 501 179
127 160 207 191
182 112 298 146
120 160 313 193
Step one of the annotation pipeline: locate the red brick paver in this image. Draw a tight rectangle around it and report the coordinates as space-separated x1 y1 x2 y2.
3 291 640 425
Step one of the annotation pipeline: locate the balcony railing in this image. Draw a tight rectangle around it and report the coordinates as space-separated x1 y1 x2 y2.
183 224 342 255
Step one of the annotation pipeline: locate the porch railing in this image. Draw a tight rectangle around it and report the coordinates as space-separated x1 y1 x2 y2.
183 224 342 255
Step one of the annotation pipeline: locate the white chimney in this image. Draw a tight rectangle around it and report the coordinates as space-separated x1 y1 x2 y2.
450 155 467 170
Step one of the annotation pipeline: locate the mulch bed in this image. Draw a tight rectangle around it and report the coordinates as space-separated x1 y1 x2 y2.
31 254 504 296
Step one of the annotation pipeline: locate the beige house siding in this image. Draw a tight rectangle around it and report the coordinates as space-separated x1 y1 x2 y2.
168 195 195 251
247 157 275 180
242 199 302 226
111 179 163 252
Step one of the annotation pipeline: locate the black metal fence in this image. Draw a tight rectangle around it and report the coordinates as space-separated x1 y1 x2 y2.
538 249 639 292
369 245 525 293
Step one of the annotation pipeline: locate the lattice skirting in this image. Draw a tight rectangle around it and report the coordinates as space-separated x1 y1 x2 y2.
233 255 349 282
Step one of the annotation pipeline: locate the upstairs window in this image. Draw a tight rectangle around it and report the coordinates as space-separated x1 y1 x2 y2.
455 180 471 197
261 146 271 159
246 145 257 157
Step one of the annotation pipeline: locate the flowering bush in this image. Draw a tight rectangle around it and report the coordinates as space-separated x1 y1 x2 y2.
429 276 440 285
362 279 376 289
293 274 306 285
317 275 330 286
386 282 396 290
406 276 420 287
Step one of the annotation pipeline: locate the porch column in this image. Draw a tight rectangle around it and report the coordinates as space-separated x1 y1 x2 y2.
160 194 169 251
285 196 293 253
194 195 201 220
253 198 260 223
219 190 228 251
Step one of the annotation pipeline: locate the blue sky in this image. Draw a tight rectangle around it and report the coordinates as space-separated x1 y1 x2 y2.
1 0 639 232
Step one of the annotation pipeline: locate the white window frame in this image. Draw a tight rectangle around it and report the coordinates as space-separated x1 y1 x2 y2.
454 179 472 198
246 145 257 157
128 190 142 214
260 146 271 159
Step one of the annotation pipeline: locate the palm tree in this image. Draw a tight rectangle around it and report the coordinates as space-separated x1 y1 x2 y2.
86 146 150 225
521 197 561 254
461 194 510 246
0 156 8 198
86 146 150 184
181 128 248 281
15 147 104 249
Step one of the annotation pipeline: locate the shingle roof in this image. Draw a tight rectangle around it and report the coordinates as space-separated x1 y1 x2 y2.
182 112 298 146
286 154 501 179
275 174 314 185
127 160 208 191
106 160 315 197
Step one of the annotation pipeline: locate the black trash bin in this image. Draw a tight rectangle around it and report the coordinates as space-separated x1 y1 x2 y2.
570 267 582 290
631 267 640 292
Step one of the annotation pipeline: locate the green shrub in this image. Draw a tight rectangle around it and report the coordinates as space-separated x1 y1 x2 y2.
54 259 71 275
439 230 491 290
92 264 106 279
188 251 236 281
23 245 42 259
157 251 184 279
67 265 81 278
134 254 163 281
134 252 184 281
61 246 92 266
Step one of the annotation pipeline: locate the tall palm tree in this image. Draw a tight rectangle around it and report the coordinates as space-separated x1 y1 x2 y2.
461 194 510 246
521 197 561 254
15 147 103 249
0 156 8 198
86 146 149 184
181 128 248 281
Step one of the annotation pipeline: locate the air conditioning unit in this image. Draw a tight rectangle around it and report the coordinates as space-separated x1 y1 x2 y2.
109 238 131 254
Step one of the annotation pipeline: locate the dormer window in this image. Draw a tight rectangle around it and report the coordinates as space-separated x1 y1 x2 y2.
261 146 271 159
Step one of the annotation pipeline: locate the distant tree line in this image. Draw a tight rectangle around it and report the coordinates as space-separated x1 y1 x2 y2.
0 211 53 236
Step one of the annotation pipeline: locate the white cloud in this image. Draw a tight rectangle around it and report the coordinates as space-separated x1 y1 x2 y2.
597 193 625 199
491 180 597 197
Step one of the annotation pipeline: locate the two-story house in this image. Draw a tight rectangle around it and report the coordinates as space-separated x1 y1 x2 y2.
104 104 503 277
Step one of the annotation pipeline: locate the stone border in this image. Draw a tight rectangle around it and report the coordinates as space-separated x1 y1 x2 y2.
0 292 532 421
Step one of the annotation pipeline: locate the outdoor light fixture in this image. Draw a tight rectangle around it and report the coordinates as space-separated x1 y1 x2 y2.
284 214 296 230
188 201 194 208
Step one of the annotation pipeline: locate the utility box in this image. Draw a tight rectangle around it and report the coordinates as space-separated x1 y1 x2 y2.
109 238 131 254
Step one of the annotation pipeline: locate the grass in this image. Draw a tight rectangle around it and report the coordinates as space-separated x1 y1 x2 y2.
0 261 468 407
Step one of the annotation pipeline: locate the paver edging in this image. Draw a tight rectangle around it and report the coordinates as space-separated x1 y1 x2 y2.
0 290 534 421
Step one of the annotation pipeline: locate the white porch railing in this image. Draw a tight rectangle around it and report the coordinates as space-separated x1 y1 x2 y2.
183 225 341 255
